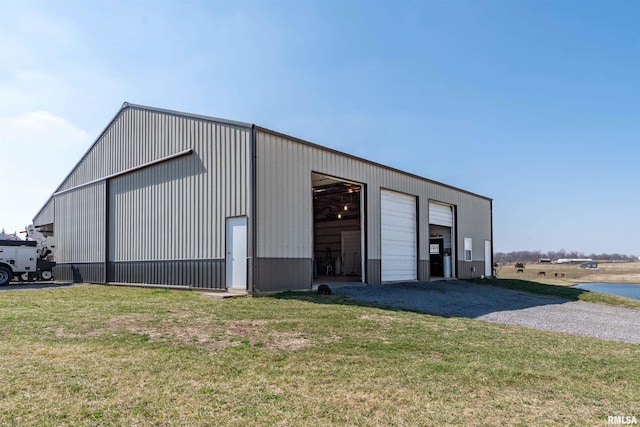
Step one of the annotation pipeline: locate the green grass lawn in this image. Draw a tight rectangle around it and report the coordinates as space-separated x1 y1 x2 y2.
467 278 640 309
1 285 638 426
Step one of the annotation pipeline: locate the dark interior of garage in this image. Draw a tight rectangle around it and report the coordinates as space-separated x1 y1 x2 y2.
312 173 363 283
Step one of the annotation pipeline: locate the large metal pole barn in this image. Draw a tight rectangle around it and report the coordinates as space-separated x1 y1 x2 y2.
33 103 493 293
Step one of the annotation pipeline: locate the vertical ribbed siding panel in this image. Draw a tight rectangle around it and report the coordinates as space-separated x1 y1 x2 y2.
367 175 381 260
58 108 197 192
108 118 251 262
107 260 224 288
54 263 104 283
455 194 491 263
54 182 105 263
33 198 55 226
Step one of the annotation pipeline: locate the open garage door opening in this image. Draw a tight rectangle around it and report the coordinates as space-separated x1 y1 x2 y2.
312 173 364 284
429 202 455 279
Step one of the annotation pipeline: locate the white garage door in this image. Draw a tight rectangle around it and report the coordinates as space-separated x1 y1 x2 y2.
381 190 417 281
429 202 453 227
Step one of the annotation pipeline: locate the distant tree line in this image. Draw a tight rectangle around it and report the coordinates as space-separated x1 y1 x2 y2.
495 250 638 264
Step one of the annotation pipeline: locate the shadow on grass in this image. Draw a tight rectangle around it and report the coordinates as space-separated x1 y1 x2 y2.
474 278 640 309
467 278 588 300
267 280 583 319
0 281 83 291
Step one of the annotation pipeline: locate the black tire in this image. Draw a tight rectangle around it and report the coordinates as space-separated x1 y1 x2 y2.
21 272 35 282
40 270 53 281
0 266 12 286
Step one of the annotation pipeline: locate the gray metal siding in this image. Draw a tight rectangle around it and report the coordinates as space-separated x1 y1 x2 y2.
59 109 192 191
255 258 312 291
108 260 225 289
54 263 104 283
108 118 251 262
367 259 382 284
256 130 492 283
418 260 430 281
453 195 492 261
53 182 105 263
456 261 486 279
54 260 224 288
33 198 55 226
48 105 251 289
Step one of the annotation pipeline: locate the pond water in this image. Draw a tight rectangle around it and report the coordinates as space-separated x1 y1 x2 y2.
573 283 640 301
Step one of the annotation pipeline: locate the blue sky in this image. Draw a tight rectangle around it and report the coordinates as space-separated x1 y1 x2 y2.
1 0 638 255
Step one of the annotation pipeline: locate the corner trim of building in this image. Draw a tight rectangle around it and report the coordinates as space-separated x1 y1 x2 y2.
250 125 258 294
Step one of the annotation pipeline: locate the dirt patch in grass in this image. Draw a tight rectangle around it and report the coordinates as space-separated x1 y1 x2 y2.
54 327 104 339
261 332 311 350
359 313 397 324
54 315 314 351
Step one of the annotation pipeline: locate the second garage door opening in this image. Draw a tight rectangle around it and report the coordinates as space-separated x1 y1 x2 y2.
381 189 417 282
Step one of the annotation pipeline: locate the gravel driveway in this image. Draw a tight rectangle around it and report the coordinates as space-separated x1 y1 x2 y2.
333 281 640 343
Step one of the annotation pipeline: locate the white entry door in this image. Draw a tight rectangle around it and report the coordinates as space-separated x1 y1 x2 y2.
226 217 247 290
484 240 492 277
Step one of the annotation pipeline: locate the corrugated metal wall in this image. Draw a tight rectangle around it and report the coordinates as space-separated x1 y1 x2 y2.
49 106 251 288
54 263 105 284
33 197 55 226
256 130 492 282
108 117 250 262
108 260 225 288
58 109 194 192
54 182 105 263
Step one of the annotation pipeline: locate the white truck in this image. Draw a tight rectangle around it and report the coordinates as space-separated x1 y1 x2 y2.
0 226 56 285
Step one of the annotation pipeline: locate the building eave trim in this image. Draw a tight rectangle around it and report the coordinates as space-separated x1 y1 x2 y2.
122 102 253 129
